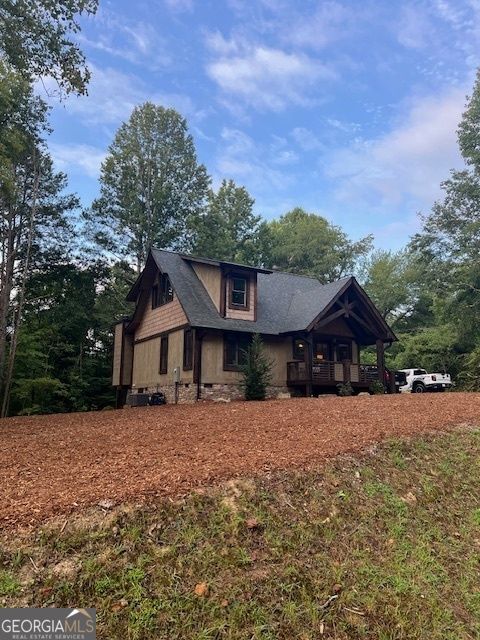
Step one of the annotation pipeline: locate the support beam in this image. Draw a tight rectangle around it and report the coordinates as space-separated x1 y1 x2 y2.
305 334 313 397
376 339 385 389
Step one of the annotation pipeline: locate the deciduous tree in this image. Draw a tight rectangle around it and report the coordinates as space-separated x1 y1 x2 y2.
88 103 210 273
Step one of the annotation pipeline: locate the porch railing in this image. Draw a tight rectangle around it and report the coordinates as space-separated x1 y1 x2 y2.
287 360 380 385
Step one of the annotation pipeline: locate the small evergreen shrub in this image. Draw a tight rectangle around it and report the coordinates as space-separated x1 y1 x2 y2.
240 334 273 401
337 382 354 396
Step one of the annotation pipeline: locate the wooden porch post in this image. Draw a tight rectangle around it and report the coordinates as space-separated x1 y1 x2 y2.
305 334 313 397
376 339 385 388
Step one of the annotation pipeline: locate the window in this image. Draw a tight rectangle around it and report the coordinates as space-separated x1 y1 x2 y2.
414 369 427 376
337 343 351 361
152 274 173 309
159 335 169 374
229 274 248 309
293 338 306 360
314 342 329 361
224 333 250 370
183 328 193 371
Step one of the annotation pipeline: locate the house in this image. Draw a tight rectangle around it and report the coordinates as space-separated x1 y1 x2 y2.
112 248 397 405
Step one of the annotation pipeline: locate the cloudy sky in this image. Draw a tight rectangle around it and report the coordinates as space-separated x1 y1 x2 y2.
47 0 480 249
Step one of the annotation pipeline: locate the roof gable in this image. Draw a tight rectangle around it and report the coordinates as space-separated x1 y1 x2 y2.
126 249 396 342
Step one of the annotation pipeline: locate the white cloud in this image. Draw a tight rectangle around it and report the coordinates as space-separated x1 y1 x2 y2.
397 5 433 49
285 1 354 50
324 87 466 211
291 127 324 151
50 143 106 178
216 128 295 192
63 65 196 126
78 9 171 68
206 41 335 111
164 0 194 12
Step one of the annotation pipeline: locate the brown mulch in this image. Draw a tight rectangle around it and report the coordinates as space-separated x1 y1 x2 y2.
1 393 479 531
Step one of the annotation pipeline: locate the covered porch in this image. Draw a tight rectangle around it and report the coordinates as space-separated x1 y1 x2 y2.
284 277 396 395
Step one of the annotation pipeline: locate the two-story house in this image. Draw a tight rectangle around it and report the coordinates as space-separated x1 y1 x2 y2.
112 248 397 405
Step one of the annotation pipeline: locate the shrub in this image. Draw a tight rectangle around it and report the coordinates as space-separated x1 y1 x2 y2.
337 382 354 396
240 334 273 401
369 380 385 395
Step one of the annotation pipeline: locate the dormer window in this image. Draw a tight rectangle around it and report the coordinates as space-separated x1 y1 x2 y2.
152 273 173 309
229 273 249 309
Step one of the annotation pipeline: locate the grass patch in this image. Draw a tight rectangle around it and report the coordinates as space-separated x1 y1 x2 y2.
1 428 480 639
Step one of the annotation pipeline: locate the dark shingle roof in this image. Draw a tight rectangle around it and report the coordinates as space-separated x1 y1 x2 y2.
150 249 351 335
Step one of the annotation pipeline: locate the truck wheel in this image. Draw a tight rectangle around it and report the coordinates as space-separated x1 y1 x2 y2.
413 382 426 393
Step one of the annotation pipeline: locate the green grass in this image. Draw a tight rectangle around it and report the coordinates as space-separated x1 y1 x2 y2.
1 428 480 639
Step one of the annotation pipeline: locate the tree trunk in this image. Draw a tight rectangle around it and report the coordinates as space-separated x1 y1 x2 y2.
1 153 40 417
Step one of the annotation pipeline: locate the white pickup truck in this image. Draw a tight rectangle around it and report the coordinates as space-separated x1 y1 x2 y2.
399 368 452 393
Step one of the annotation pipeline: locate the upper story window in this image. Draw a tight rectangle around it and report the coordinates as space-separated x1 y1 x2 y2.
152 273 173 309
229 273 249 309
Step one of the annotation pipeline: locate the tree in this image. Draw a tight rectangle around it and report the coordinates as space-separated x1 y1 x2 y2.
0 0 98 95
262 208 372 282
239 334 272 401
0 66 77 415
400 70 480 387
362 250 413 324
190 179 262 264
88 103 210 273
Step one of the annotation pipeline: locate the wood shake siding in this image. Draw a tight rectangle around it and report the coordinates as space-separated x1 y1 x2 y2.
135 293 187 342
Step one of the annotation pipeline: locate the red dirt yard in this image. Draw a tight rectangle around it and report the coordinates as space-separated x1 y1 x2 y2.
1 393 479 530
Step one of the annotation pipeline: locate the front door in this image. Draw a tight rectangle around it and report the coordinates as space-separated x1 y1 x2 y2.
337 342 352 382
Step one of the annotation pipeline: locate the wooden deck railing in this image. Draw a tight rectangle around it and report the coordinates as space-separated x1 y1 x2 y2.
287 361 380 385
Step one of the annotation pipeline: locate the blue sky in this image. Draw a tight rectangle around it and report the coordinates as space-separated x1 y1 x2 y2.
45 0 480 249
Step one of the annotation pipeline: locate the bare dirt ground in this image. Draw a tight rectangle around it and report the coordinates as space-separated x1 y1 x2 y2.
1 393 479 531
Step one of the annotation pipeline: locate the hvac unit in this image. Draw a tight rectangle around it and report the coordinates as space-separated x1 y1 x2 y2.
127 392 150 407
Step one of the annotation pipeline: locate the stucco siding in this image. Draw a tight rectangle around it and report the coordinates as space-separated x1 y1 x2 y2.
192 263 221 311
132 329 193 389
200 332 290 386
112 322 123 386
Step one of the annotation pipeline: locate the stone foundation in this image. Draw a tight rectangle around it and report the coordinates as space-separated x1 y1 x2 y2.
129 383 291 404
199 383 290 402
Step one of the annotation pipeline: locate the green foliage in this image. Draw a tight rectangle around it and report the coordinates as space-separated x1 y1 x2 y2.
368 380 385 395
0 0 98 95
13 377 68 415
362 249 413 324
262 207 373 282
336 382 354 396
239 334 272 401
88 102 210 272
190 179 262 264
458 346 480 391
391 326 460 376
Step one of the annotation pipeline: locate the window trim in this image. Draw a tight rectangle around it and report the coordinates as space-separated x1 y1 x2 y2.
152 273 174 309
227 272 250 311
183 328 193 371
159 335 169 374
223 333 250 371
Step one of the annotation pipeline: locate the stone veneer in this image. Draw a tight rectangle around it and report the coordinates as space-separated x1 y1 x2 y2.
132 383 291 404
